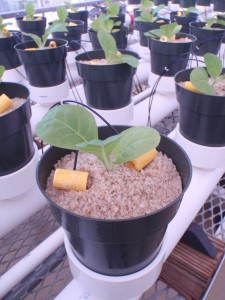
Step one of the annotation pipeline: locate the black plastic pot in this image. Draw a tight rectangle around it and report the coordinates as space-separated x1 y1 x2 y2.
148 33 196 76
88 27 128 50
0 30 22 70
180 0 197 8
128 0 141 4
171 0 180 3
138 18 170 47
175 68 225 146
214 0 225 12
15 16 46 42
153 0 169 5
51 20 84 52
36 125 192 276
190 22 225 56
75 50 139 110
15 39 68 87
196 0 211 6
68 10 89 33
0 82 34 176
170 12 198 34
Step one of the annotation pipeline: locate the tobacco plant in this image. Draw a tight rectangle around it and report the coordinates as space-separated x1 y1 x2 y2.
0 16 12 35
135 4 164 23
203 17 225 29
190 53 225 95
36 105 160 171
24 1 35 21
144 22 182 41
91 18 139 67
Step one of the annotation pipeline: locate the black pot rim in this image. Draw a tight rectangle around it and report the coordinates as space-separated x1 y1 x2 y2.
148 32 197 44
14 38 68 51
0 82 30 119
190 21 225 30
75 49 140 65
175 67 225 100
36 133 192 224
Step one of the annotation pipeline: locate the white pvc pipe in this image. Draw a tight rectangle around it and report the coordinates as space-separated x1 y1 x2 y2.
0 228 64 299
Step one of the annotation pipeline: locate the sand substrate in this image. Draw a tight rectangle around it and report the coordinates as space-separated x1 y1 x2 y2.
46 152 182 220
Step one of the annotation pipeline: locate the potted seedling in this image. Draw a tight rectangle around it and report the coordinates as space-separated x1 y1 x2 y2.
145 22 196 76
35 103 192 276
15 22 68 88
89 17 128 50
0 65 34 176
16 1 46 42
65 0 89 33
190 16 225 56
50 6 84 52
134 4 169 47
75 23 139 110
170 7 198 34
0 16 22 72
133 0 154 30
175 53 225 146
103 0 125 24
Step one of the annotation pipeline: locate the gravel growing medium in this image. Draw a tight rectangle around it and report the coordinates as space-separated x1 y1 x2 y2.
46 152 182 220
0 98 25 116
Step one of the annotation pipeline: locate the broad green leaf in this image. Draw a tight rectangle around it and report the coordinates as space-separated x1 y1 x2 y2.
120 54 139 68
144 29 162 38
136 11 154 22
183 7 198 16
140 0 154 11
190 68 214 95
65 1 78 12
106 2 120 17
42 23 68 46
76 135 122 170
97 30 117 60
36 105 98 150
57 6 68 23
25 2 35 20
153 4 164 15
204 53 222 80
22 32 42 48
0 65 5 80
112 127 160 164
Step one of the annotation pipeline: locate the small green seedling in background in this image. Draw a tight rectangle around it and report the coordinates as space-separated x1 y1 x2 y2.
135 4 164 23
105 0 120 17
54 6 68 24
65 1 78 13
22 22 67 48
36 105 160 171
144 22 182 41
0 16 12 36
139 0 154 12
91 18 138 67
0 65 5 82
190 53 225 95
178 7 198 17
24 1 35 21
203 17 225 29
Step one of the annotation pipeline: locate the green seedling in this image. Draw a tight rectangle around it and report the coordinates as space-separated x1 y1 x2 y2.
105 0 120 17
135 4 164 23
177 7 198 17
203 17 225 29
144 22 182 41
139 0 154 12
36 105 160 171
0 16 12 34
0 65 5 82
65 1 78 13
190 53 225 95
22 8 68 49
91 18 139 67
24 1 35 21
